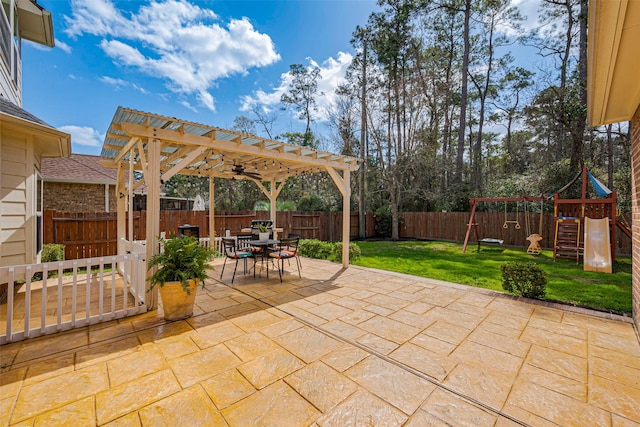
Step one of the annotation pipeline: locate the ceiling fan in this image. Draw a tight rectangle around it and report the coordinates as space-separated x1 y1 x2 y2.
231 164 262 180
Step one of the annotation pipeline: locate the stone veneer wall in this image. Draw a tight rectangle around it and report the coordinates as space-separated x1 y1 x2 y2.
43 182 116 213
632 105 640 335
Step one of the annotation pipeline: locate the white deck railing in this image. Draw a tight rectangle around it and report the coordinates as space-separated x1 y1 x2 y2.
199 237 225 256
120 236 224 256
0 253 146 345
0 235 224 345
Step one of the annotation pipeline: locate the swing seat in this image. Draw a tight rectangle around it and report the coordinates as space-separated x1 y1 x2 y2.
526 233 543 254
477 238 504 251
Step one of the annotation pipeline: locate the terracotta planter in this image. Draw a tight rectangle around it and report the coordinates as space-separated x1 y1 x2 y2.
158 279 199 321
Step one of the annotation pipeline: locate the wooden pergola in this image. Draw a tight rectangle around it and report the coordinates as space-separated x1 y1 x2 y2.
100 106 360 308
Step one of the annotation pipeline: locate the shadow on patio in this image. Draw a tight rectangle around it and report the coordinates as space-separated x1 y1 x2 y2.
1 257 639 426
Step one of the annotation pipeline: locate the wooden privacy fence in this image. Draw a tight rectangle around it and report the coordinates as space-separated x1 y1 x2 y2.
44 211 118 260
44 210 366 260
44 210 631 260
400 211 632 255
402 211 550 247
122 210 364 242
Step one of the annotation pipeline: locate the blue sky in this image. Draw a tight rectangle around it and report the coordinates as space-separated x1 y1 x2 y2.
22 0 380 155
22 0 548 156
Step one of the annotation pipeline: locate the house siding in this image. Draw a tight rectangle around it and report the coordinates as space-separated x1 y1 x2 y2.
43 182 116 213
0 132 29 267
632 105 640 334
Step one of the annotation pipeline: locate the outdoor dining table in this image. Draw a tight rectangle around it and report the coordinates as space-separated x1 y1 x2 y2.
240 227 284 239
247 239 280 278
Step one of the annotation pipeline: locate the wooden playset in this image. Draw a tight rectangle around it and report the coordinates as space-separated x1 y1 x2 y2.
462 167 631 272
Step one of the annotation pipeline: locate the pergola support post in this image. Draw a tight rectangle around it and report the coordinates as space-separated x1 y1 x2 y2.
116 162 128 283
326 167 351 268
145 138 161 309
255 180 284 228
116 164 126 252
128 154 134 243
342 170 351 267
209 176 215 240
270 179 277 228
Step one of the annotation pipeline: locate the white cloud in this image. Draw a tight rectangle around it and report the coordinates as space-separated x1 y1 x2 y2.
197 91 215 112
314 52 353 121
100 76 148 93
514 0 544 33
59 125 104 147
100 76 128 88
55 39 72 54
240 52 354 123
64 0 280 112
180 100 197 112
495 0 543 38
240 81 288 114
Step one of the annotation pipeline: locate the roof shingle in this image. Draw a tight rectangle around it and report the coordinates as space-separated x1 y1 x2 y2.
41 154 117 183
0 97 54 128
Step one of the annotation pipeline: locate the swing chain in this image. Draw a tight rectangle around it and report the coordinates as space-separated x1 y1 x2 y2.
503 201 521 229
525 199 544 237
539 198 544 236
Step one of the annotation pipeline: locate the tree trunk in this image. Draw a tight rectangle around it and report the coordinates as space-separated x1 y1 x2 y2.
570 0 588 172
607 124 613 188
455 0 471 184
389 181 400 240
359 41 367 239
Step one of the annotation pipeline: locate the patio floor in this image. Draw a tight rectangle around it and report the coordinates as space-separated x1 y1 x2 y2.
1 257 639 426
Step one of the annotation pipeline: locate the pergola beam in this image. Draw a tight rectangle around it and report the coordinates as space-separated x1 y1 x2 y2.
160 146 207 182
113 137 139 164
120 122 359 172
136 139 148 178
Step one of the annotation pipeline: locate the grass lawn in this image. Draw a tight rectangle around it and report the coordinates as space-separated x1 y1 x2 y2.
352 240 632 315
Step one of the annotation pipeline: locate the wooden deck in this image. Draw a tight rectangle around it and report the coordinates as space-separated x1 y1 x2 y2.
0 273 137 338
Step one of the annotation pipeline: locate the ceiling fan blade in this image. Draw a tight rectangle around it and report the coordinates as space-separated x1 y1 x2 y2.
244 172 262 180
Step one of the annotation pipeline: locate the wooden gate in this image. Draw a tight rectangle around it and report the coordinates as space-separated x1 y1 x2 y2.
0 254 146 344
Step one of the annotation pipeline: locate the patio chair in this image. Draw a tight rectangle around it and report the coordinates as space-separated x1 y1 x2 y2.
236 233 254 251
237 233 263 277
268 237 301 282
220 237 253 283
272 233 300 265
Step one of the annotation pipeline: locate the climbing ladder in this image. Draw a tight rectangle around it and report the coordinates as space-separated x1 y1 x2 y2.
554 218 582 263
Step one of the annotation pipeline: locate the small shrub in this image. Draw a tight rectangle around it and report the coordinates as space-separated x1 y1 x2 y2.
298 239 361 263
374 204 393 237
329 242 362 263
32 244 65 280
348 242 362 262
298 239 333 260
42 244 65 263
501 262 547 299
373 204 404 238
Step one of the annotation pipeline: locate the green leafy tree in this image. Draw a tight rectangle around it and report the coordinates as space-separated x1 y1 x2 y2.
164 175 208 202
297 193 327 211
281 63 321 145
232 115 257 135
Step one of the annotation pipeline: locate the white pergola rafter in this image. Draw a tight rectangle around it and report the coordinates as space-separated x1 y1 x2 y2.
100 106 360 309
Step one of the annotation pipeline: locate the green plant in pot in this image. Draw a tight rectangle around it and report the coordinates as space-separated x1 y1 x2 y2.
258 223 270 241
148 235 215 321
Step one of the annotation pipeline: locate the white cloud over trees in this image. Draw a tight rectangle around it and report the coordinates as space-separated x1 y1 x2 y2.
64 0 281 112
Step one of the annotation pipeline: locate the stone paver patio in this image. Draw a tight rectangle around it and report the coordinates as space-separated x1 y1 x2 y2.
1 257 639 426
